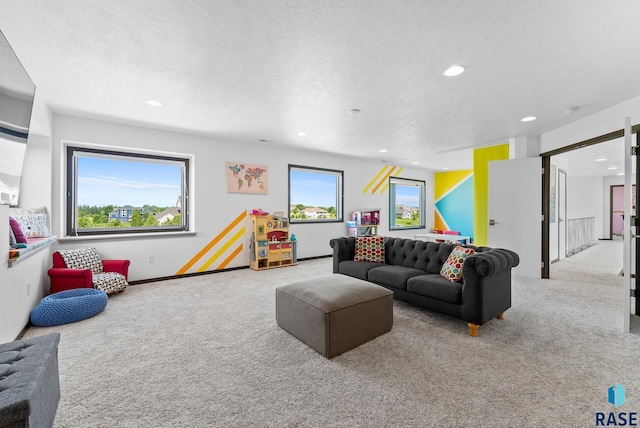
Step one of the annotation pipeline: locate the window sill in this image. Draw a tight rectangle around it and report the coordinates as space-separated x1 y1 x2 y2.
8 236 58 267
58 230 196 242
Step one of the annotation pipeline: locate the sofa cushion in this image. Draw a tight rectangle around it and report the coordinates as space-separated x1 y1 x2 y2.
407 274 463 304
385 238 456 274
367 265 426 290
440 245 476 282
354 236 385 263
338 260 382 280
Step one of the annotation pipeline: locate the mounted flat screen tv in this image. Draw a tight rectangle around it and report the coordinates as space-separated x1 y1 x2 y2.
0 29 36 206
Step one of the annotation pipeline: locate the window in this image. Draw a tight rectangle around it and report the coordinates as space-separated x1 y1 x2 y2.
66 145 190 236
288 165 343 223
389 177 425 230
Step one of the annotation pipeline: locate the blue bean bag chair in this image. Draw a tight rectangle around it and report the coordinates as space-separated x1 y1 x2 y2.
30 288 108 327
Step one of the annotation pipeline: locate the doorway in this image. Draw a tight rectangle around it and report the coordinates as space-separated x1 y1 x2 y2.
611 185 624 238
610 184 636 239
541 125 640 328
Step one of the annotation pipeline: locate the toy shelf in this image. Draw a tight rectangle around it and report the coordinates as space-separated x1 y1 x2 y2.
249 214 297 270
347 209 380 237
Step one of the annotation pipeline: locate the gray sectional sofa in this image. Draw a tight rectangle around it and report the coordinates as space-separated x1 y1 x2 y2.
329 236 519 336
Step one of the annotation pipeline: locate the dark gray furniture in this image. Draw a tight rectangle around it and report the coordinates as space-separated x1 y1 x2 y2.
330 236 519 336
0 333 61 428
276 274 393 358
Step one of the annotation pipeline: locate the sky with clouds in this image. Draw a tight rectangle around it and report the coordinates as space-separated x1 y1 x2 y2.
77 156 182 207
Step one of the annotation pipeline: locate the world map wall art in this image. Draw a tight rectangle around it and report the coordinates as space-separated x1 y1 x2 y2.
226 162 268 194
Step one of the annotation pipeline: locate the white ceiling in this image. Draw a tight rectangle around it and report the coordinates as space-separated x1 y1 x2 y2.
552 137 633 179
1 1 640 171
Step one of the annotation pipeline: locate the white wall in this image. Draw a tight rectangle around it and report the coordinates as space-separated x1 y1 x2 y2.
542 95 640 153
567 176 604 239
0 126 54 343
28 92 53 138
18 133 52 209
50 114 433 281
0 93 54 342
0 205 53 344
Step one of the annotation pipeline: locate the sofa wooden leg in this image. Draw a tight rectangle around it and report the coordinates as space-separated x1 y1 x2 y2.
497 312 505 320
467 323 479 337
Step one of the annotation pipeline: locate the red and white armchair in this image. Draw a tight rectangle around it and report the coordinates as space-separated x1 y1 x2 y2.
48 248 130 295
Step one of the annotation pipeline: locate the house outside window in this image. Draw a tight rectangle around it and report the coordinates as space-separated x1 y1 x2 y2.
288 165 343 223
389 177 425 230
65 145 190 236
108 205 142 222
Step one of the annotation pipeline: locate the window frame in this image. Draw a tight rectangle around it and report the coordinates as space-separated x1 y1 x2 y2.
288 164 344 224
389 176 426 231
65 144 191 237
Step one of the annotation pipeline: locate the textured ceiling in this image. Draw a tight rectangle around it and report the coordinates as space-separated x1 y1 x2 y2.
1 1 640 171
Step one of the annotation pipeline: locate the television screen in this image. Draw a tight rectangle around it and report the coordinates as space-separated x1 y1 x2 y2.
0 29 36 205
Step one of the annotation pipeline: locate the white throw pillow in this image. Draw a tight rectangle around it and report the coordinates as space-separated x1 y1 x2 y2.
13 213 50 238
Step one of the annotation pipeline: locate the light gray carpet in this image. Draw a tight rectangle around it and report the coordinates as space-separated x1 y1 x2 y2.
22 245 640 427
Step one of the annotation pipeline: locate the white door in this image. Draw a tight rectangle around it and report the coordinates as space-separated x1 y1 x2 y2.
488 157 542 278
622 118 633 333
558 169 567 259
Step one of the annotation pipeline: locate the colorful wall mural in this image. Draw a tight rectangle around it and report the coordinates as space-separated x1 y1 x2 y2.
176 210 247 274
434 170 474 241
363 165 403 194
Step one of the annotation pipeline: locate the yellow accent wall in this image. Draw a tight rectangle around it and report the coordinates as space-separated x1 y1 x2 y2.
434 170 473 200
473 144 509 246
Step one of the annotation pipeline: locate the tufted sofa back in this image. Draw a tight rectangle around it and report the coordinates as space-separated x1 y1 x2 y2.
384 237 492 274
329 236 494 274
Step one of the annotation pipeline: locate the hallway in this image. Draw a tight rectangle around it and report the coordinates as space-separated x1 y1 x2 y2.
550 239 623 284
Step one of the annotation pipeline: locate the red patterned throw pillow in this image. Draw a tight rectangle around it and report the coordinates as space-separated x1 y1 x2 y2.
354 236 385 263
440 245 475 282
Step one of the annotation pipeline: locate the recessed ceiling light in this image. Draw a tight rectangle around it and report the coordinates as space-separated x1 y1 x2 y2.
296 132 307 136
412 161 419 165
617 172 625 176
146 99 163 107
379 149 388 153
443 65 465 77
349 109 361 114
608 166 618 170
595 157 607 162
442 167 450 170
521 116 537 122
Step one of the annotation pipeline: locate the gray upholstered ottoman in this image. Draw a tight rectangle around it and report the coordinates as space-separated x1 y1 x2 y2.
0 333 61 427
276 274 393 358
